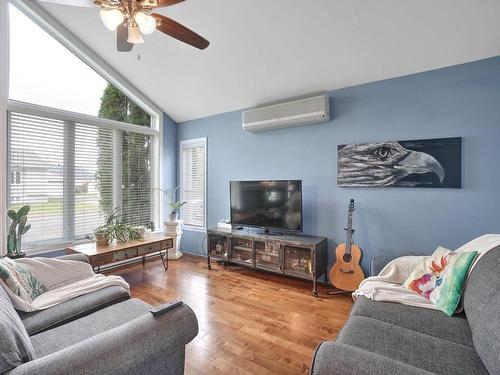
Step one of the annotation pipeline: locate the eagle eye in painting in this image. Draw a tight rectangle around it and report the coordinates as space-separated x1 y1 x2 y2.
337 137 462 188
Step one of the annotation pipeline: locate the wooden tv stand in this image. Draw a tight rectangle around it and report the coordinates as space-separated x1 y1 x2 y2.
207 228 327 296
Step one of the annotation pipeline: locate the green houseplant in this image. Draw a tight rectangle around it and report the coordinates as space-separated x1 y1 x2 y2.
6 205 31 258
85 207 121 246
88 225 115 247
160 186 186 221
86 208 150 246
114 223 143 243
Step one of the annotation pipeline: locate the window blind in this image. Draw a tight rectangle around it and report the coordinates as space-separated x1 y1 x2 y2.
7 111 153 249
180 139 206 228
8 113 65 244
74 124 114 239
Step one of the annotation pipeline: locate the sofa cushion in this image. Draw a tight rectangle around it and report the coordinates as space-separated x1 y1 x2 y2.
464 247 500 375
351 296 474 347
18 285 130 335
472 291 500 375
0 283 35 373
464 247 500 330
337 316 489 375
30 298 151 358
312 341 435 375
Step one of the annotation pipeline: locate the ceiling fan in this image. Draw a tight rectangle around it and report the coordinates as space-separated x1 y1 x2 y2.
37 0 210 52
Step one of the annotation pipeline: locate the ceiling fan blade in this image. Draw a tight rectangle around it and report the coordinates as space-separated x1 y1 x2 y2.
117 23 134 52
154 0 185 8
151 13 209 50
36 0 94 7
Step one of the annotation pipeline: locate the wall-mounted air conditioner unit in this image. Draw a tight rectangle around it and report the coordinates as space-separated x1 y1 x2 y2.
242 95 330 133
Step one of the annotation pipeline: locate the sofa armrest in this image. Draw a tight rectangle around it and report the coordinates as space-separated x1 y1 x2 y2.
11 303 198 375
311 341 435 375
370 251 429 276
57 253 89 263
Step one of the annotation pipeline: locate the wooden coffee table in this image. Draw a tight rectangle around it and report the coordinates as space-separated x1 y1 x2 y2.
67 233 174 272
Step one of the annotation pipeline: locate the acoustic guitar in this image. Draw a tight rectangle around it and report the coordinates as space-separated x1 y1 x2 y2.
329 199 365 292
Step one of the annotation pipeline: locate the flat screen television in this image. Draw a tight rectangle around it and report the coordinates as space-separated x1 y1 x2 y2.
230 180 303 233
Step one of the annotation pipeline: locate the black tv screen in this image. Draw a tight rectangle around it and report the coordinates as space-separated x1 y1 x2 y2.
230 180 302 232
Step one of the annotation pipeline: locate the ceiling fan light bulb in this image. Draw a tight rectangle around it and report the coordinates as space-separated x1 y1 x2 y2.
100 8 124 31
128 26 145 44
135 12 157 35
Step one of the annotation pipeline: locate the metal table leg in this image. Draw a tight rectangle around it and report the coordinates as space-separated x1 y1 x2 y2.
312 248 318 297
207 244 212 270
159 250 168 271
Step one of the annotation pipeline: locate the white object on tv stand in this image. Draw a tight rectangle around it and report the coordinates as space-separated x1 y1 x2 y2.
164 220 183 260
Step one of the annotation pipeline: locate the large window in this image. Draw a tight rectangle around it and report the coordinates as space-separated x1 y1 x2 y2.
5 3 161 251
180 138 207 230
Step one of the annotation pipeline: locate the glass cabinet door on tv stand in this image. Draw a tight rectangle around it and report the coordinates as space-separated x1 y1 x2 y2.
208 234 229 266
255 240 281 272
283 245 314 279
230 237 254 266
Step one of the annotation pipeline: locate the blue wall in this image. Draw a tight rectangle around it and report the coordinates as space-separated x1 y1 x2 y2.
163 113 178 219
174 56 500 275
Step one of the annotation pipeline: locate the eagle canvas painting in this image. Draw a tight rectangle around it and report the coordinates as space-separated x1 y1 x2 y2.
337 137 462 188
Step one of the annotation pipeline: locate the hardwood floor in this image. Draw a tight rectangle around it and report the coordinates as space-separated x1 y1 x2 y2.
107 254 353 375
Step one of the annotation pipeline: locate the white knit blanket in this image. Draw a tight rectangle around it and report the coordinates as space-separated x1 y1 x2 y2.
1 257 130 312
353 234 500 311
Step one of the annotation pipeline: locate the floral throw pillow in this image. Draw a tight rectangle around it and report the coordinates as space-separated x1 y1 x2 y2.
403 247 477 316
0 258 47 301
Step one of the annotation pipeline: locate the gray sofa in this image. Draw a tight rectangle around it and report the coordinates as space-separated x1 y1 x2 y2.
311 246 500 375
1 254 198 375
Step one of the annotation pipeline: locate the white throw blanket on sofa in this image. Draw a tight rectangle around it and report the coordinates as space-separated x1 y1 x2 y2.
0 257 130 312
353 234 500 311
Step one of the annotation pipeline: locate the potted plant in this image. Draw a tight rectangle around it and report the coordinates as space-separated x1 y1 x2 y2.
144 221 155 232
87 225 114 247
114 223 142 242
160 186 186 221
6 205 31 259
85 207 121 246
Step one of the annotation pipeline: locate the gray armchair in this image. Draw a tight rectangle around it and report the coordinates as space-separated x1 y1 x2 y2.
11 301 198 375
1 253 198 375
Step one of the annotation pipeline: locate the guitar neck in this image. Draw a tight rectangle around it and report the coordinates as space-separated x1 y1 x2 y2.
345 210 353 254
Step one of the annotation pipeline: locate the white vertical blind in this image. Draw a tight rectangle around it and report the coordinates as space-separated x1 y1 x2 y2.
7 110 153 250
180 138 206 229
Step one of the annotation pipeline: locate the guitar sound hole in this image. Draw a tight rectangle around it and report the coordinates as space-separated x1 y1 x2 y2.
343 254 352 263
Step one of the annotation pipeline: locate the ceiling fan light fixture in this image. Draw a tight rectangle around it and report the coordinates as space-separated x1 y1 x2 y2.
100 8 124 31
135 11 157 35
127 26 145 44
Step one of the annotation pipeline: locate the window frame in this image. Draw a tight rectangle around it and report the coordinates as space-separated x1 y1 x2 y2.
0 1 8 256
6 101 158 252
1 0 165 253
179 138 207 233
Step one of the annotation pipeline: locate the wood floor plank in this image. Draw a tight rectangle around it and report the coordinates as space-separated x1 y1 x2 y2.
107 254 352 374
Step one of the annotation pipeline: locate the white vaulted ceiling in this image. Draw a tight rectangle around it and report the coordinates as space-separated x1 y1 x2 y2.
38 0 500 122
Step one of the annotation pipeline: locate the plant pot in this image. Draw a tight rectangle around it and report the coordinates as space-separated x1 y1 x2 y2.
135 227 146 239
168 212 179 221
95 233 111 247
6 252 26 259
